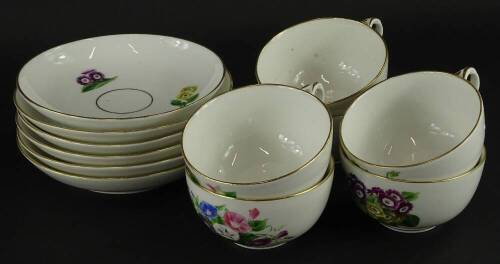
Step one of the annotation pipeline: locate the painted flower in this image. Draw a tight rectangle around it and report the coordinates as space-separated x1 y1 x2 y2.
223 211 251 233
206 183 218 193
378 192 400 210
213 223 239 241
77 75 93 85
367 187 384 196
385 190 404 203
381 211 402 224
249 208 260 219
276 230 288 238
397 201 413 214
89 71 104 81
199 201 218 219
366 201 385 219
353 181 367 200
249 238 272 247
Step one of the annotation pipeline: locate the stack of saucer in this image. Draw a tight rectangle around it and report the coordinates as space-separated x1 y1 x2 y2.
15 34 232 194
182 84 334 249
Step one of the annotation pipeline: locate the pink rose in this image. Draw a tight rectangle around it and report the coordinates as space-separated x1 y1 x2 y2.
223 211 251 233
248 208 260 219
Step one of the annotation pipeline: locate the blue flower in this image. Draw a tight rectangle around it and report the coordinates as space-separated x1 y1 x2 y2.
199 201 218 219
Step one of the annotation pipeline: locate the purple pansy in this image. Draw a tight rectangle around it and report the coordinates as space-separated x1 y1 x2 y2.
352 181 367 200
249 238 272 247
385 189 404 203
89 71 104 80
276 230 288 238
77 75 93 85
378 192 400 210
397 201 413 214
367 187 385 196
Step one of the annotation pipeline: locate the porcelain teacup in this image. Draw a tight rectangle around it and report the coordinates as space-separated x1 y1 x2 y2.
256 17 388 115
341 146 485 233
341 67 484 181
186 157 334 249
182 84 333 199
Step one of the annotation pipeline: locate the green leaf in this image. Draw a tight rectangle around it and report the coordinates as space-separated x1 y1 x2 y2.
223 191 237 198
401 214 420 227
170 99 187 107
215 205 226 211
366 195 377 204
402 191 419 202
184 93 199 103
212 216 224 225
238 233 257 244
187 171 200 185
81 77 117 93
386 171 400 178
248 219 267 232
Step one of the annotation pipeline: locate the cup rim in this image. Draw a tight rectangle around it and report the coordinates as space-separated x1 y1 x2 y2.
187 157 334 201
341 144 486 183
14 90 188 134
16 113 183 148
340 70 484 169
16 34 226 121
16 118 182 159
182 83 333 185
17 138 186 180
255 17 388 106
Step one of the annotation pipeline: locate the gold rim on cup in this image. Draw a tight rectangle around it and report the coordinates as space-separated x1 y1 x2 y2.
339 70 483 169
255 17 389 107
182 83 334 185
187 157 334 201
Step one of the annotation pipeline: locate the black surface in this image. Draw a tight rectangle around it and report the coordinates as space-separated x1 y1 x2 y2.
2 0 500 263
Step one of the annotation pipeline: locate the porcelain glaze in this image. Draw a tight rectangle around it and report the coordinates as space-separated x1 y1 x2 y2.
16 114 182 155
341 68 484 180
183 84 333 199
18 135 184 177
341 147 485 233
18 34 226 131
256 17 388 115
186 157 334 249
17 126 181 166
14 70 233 144
18 144 185 193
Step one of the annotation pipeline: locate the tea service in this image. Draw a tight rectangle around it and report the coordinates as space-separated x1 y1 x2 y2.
15 17 486 249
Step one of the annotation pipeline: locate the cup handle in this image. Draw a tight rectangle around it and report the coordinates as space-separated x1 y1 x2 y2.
362 17 383 36
302 82 325 102
456 67 480 90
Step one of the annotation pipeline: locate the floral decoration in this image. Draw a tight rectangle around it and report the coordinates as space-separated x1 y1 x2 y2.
76 69 117 93
347 174 420 227
171 86 199 107
190 192 293 248
187 170 237 198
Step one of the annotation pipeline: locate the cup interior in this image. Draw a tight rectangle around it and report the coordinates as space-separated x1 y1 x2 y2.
257 18 386 104
183 85 331 183
18 34 224 118
342 72 481 166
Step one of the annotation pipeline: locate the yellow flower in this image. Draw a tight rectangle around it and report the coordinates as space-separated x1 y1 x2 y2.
366 202 385 220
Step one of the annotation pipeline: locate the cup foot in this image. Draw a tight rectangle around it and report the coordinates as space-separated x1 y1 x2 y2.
381 224 436 233
91 189 151 194
235 242 286 250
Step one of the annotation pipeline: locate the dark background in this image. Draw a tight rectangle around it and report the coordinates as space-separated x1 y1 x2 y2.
1 0 499 263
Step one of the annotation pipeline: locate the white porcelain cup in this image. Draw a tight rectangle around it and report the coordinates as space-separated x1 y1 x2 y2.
340 146 485 233
341 67 484 181
256 17 388 115
186 157 334 249
17 34 226 131
183 84 333 199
